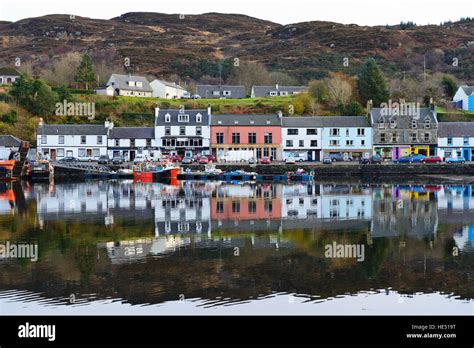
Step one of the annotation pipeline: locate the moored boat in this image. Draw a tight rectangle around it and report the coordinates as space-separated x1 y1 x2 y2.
26 159 53 181
133 161 179 183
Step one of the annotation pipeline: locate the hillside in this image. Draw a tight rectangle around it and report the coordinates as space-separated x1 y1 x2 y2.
0 12 473 82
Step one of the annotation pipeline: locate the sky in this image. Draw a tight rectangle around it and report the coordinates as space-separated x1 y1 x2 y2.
0 0 472 25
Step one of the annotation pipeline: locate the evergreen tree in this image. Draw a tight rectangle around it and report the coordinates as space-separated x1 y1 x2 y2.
441 76 457 98
357 59 389 106
74 52 95 90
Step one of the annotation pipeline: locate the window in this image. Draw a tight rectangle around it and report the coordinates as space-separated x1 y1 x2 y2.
115 139 119 146
223 91 231 96
279 91 288 96
196 114 202 123
248 133 256 144
232 133 240 144
66 150 72 157
269 91 278 96
178 114 189 122
424 119 431 129
232 201 240 213
263 148 269 157
329 140 339 146
423 133 430 142
380 133 386 142
59 136 64 144
361 140 366 146
256 148 262 159
264 200 273 212
264 133 272 144
130 139 135 147
288 129 298 135
93 148 100 157
411 133 418 142
216 133 224 144
78 148 86 157
447 137 453 145
286 140 293 147
299 140 304 147
81 136 86 144
180 127 186 135
330 128 340 136
389 118 397 128
346 129 349 137
378 119 385 129
346 140 354 146
146 139 152 147
357 128 365 136
165 126 171 135
248 201 256 213
310 140 318 147
41 136 47 144
212 91 220 96
97 136 103 145
410 120 418 129
463 137 469 145
165 114 171 123
392 134 398 142
196 126 202 136
57 148 64 157
216 201 224 213
307 129 317 135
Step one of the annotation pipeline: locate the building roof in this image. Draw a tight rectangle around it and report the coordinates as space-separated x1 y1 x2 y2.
369 107 437 125
155 109 210 126
252 85 307 97
211 114 282 126
321 116 370 127
37 124 108 136
152 79 187 91
282 117 324 127
460 85 474 96
0 135 22 147
108 74 153 92
109 127 154 139
196 85 246 99
438 122 474 137
0 67 21 76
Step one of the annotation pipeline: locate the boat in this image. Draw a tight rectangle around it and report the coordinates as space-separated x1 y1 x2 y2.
0 159 16 181
26 159 53 181
133 161 179 183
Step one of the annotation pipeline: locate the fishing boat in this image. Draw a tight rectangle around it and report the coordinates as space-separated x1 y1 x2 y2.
0 159 16 181
133 161 179 183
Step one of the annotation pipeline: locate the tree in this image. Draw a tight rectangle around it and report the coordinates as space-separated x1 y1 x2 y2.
74 52 95 90
41 52 82 87
308 80 329 103
344 100 365 116
327 76 353 108
268 71 298 86
56 85 71 102
357 59 389 106
230 61 272 95
441 76 457 98
9 75 56 117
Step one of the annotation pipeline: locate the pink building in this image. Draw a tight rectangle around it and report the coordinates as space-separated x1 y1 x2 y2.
210 114 282 161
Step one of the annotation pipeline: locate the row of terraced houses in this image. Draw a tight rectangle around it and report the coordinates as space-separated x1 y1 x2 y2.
35 104 474 162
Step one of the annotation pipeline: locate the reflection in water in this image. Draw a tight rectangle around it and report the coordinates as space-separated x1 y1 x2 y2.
0 180 472 314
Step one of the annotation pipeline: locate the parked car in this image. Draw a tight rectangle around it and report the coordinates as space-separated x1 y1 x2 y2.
359 157 371 165
192 94 201 99
260 157 272 164
181 92 191 99
78 156 94 162
112 156 124 165
322 157 332 164
133 154 145 163
58 156 78 162
329 153 353 162
370 155 382 164
285 157 296 164
445 156 466 164
206 154 216 162
181 157 193 164
248 157 257 164
394 156 414 164
98 155 110 164
410 154 427 163
421 156 442 164
199 156 209 164
170 155 182 163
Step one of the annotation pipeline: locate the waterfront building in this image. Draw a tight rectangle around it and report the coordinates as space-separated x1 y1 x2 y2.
281 117 323 161
437 122 474 161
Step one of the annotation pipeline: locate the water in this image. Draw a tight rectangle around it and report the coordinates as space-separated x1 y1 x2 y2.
0 180 472 315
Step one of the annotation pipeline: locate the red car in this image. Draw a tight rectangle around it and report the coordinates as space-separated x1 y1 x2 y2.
170 155 182 163
206 155 216 162
421 156 442 164
260 157 272 164
199 157 209 164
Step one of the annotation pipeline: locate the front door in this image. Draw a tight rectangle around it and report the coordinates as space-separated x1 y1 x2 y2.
130 151 135 161
464 149 470 161
50 149 56 160
86 149 92 157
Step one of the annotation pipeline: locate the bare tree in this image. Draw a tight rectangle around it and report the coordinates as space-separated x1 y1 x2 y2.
327 76 353 107
40 52 82 87
230 61 272 95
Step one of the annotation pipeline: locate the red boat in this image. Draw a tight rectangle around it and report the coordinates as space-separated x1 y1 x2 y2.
133 162 179 183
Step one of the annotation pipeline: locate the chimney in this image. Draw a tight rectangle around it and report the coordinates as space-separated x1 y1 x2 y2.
277 110 283 118
207 103 211 117
104 120 109 129
276 83 279 90
38 117 44 126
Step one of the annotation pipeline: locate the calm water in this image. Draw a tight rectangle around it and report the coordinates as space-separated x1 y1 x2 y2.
0 180 472 315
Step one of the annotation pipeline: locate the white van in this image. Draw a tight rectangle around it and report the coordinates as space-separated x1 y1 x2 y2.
221 150 254 163
283 152 307 162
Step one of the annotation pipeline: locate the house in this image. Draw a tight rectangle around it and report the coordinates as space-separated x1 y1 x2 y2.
0 135 22 153
452 86 474 111
0 67 21 85
251 84 307 98
103 74 153 98
154 107 211 158
321 116 373 160
437 122 474 161
108 127 156 161
95 85 114 96
211 114 283 161
369 104 438 160
281 117 323 161
36 121 110 160
150 79 187 99
196 85 246 99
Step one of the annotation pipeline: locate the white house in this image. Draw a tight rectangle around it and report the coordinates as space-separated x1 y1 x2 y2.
437 122 474 161
251 84 307 98
107 127 157 161
281 117 323 161
150 79 187 99
36 121 110 160
154 107 211 158
321 116 373 160
103 74 153 98
0 67 21 85
95 85 114 96
452 86 474 111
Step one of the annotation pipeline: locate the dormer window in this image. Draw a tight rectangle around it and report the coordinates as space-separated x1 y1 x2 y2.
389 118 397 129
234 120 239 124
280 91 288 96
196 113 202 123
165 113 171 123
269 91 278 96
266 120 271 124
136 81 142 87
178 114 189 122
411 120 418 129
213 91 220 96
424 119 431 129
127 81 136 86
378 118 385 129
223 91 231 96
